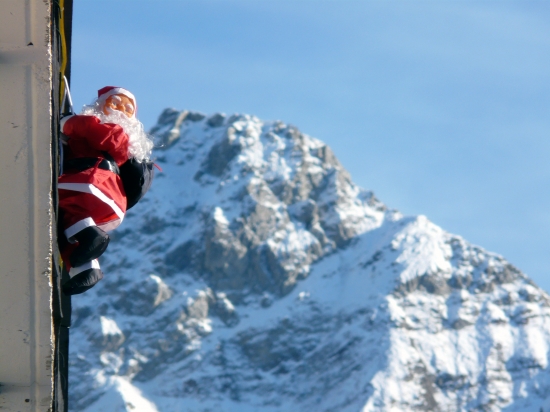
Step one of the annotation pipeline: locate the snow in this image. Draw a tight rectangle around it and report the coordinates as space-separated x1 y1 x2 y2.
392 215 453 283
68 109 550 412
100 316 122 337
82 376 159 412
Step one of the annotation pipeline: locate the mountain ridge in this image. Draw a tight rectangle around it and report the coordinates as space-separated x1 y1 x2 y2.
69 109 550 412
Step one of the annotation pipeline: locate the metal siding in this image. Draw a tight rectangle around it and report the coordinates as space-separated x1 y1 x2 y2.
0 0 55 410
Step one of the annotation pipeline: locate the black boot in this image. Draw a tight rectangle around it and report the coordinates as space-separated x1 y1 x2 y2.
70 226 110 268
62 268 104 295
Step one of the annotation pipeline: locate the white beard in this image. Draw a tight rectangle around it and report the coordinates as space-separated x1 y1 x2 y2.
81 102 153 162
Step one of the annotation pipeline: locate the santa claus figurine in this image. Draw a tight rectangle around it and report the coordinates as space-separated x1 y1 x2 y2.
58 86 154 295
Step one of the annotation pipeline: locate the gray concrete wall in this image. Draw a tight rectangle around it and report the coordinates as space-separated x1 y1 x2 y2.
0 0 55 410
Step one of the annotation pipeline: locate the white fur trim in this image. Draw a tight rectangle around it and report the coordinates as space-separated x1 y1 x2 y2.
58 183 125 223
69 259 100 278
60 114 75 133
65 217 96 243
106 87 135 103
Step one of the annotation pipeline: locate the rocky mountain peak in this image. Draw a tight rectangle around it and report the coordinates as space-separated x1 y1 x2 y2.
69 109 550 412
146 109 388 296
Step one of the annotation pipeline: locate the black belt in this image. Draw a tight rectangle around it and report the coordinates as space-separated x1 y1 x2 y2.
64 157 120 175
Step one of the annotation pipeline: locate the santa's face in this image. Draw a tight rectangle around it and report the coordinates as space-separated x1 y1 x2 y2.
102 94 135 118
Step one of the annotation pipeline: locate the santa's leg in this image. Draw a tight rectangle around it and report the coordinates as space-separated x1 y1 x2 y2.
59 190 120 266
70 224 110 267
58 188 125 294
58 236 104 295
63 259 104 295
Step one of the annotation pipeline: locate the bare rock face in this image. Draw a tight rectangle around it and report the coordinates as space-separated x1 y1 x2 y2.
113 275 173 316
69 110 550 412
148 110 386 297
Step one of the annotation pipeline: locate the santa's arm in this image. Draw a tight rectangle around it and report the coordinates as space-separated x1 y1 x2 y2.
62 115 129 164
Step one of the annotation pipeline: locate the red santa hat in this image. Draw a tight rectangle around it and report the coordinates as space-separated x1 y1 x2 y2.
97 86 137 115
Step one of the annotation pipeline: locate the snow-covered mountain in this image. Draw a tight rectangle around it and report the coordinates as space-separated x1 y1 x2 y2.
69 109 550 412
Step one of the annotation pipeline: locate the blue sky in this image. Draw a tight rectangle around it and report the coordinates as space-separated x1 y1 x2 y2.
72 1 550 292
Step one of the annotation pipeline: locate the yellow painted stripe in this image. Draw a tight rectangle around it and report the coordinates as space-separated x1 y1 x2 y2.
59 0 68 102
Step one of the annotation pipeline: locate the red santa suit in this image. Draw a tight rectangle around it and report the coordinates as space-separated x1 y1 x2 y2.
59 109 130 277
